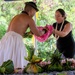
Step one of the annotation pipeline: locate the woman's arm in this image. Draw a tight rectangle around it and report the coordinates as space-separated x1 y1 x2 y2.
53 23 72 37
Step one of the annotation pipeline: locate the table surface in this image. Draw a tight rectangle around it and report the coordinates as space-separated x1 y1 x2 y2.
10 71 75 75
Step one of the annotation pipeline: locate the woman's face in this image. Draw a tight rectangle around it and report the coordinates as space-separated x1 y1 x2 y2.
55 11 65 23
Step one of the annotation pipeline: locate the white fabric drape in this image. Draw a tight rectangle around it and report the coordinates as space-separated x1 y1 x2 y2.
0 31 28 68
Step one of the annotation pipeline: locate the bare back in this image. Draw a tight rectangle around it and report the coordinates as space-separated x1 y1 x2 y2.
7 13 30 36
7 13 43 37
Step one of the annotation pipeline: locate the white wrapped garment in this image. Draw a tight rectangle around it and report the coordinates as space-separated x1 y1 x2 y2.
0 31 28 68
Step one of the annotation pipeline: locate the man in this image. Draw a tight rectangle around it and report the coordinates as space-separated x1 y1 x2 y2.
0 1 45 70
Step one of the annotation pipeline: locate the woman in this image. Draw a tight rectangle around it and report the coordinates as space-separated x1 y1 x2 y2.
52 8 75 58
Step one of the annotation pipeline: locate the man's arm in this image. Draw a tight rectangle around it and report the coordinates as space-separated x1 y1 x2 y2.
28 18 44 36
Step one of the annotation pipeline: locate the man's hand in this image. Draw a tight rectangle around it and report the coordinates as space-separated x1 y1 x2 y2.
42 26 49 34
42 29 47 34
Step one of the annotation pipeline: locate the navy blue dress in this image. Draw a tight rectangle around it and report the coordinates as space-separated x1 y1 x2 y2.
53 20 75 58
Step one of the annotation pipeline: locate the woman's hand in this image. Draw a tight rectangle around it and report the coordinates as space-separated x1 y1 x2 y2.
52 27 55 34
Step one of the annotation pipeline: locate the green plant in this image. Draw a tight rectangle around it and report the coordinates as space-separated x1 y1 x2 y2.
48 50 63 71
23 44 43 73
0 60 14 74
0 25 6 39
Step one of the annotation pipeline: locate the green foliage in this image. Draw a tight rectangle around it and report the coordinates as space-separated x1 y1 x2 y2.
62 60 75 71
24 45 43 73
50 50 62 65
0 60 14 74
38 37 56 61
23 63 43 73
0 25 6 39
48 63 63 72
25 44 42 63
23 32 33 38
47 50 63 71
25 44 35 61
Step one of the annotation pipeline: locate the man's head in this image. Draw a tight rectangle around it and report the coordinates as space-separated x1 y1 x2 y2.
24 1 39 17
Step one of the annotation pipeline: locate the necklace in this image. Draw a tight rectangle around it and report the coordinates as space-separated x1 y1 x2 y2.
21 11 29 15
55 20 64 40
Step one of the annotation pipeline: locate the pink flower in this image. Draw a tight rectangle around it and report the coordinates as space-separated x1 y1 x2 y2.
39 61 51 67
61 59 66 65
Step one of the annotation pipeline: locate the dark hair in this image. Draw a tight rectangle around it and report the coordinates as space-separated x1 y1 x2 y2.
56 8 66 19
25 1 39 12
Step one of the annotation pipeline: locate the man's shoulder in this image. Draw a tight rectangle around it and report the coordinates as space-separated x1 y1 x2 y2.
19 14 32 20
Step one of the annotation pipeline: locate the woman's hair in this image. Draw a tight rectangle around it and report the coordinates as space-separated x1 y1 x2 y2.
56 8 66 19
